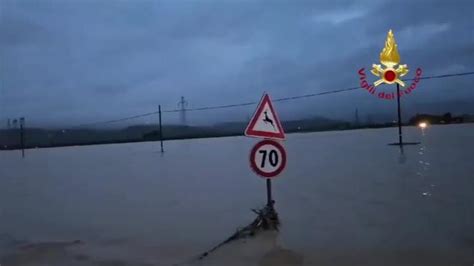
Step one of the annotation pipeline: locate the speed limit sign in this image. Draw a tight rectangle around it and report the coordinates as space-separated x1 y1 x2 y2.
250 139 287 178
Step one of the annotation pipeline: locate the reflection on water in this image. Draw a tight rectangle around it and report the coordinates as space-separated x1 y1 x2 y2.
397 145 406 164
416 128 434 198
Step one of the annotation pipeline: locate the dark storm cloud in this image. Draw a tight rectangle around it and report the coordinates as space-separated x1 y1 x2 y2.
0 0 473 127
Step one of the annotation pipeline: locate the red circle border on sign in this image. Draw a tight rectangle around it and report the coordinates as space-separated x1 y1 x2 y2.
249 139 287 179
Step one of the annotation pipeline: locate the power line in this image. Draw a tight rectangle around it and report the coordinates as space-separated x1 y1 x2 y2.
72 111 158 128
274 86 361 103
163 101 257 113
71 70 474 127
412 71 474 81
163 71 474 113
161 86 364 113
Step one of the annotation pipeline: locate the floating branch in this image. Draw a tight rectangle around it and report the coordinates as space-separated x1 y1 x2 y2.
197 203 279 261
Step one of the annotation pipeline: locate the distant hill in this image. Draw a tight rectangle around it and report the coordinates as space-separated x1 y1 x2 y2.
141 116 352 141
0 116 353 150
9 113 472 150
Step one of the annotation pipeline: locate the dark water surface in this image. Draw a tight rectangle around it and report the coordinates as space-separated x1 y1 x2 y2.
1 124 473 265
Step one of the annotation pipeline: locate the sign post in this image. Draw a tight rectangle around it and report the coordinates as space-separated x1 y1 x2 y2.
249 139 287 207
197 109 287 257
245 93 286 211
266 179 272 207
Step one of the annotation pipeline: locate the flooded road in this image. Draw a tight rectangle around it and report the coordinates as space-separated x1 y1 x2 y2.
1 124 474 265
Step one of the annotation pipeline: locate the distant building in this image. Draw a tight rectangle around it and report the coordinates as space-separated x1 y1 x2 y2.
409 113 464 125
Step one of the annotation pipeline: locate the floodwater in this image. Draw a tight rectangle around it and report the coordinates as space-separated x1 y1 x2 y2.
1 124 473 266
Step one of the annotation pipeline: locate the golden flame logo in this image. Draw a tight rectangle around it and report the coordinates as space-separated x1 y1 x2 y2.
371 30 409 86
380 30 400 66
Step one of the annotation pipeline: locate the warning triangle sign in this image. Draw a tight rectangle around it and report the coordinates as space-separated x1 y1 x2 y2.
245 93 285 140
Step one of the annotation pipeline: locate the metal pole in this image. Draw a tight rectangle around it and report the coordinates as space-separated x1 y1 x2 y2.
159 105 164 153
396 83 403 145
266 179 273 208
20 123 25 158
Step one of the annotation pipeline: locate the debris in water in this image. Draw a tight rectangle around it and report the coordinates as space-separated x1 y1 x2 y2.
196 202 279 261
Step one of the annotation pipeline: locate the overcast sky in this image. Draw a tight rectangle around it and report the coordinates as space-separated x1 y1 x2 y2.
1 0 473 127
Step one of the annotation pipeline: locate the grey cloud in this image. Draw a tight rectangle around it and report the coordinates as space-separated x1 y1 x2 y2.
0 0 473 127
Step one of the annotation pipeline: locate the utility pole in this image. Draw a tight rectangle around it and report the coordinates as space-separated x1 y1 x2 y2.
19 117 25 158
177 96 188 125
158 105 164 153
354 108 360 127
396 84 403 145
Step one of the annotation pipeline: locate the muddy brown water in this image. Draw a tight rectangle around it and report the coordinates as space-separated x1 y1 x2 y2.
1 124 474 265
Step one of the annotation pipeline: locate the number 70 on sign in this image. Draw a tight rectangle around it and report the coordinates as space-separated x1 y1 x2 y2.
249 139 287 178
